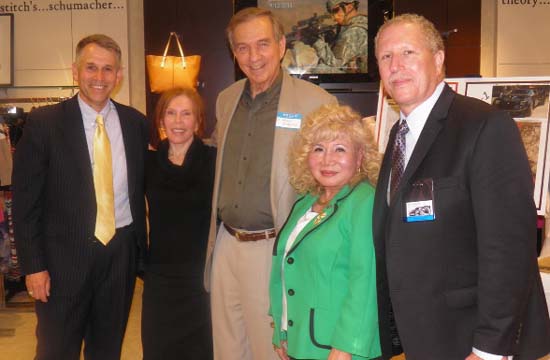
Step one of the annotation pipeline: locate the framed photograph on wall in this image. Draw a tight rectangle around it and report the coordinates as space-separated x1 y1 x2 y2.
233 0 392 85
0 13 14 86
464 79 550 215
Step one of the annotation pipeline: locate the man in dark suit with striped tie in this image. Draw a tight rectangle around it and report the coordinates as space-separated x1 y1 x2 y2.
12 34 147 360
372 14 550 360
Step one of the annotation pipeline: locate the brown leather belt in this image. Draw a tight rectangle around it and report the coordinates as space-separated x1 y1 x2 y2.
223 223 276 242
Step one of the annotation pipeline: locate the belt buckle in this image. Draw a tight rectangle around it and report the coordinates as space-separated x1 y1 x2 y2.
235 231 244 241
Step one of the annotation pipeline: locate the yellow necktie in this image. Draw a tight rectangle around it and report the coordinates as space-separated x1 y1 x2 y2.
93 114 116 245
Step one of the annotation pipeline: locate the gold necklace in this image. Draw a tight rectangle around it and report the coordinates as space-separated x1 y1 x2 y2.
314 211 326 225
313 195 331 225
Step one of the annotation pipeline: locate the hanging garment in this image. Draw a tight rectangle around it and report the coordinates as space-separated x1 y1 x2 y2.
0 124 13 186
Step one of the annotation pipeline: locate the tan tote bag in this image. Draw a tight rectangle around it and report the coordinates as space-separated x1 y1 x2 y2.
146 32 201 93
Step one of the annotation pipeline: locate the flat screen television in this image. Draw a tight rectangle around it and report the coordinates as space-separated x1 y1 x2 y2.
233 0 392 87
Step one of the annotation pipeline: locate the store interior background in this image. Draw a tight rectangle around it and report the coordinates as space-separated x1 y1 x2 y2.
2 0 549 130
142 0 484 134
1 0 550 358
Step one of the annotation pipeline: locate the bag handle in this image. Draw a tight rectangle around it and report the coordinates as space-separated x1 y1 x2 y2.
161 32 187 69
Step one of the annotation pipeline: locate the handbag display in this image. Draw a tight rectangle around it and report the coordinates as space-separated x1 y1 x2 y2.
146 32 201 93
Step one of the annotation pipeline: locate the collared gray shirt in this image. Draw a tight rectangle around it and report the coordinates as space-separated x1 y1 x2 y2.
78 95 133 228
217 73 283 231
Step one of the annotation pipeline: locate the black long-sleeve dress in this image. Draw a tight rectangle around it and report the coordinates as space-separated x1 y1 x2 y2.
142 137 215 360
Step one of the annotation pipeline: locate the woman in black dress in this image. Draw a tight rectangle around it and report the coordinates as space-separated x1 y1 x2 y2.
142 87 215 359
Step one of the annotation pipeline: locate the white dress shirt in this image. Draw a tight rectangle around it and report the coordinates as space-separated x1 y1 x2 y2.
400 81 445 167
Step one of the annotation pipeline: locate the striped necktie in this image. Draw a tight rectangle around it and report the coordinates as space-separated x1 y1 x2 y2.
390 119 409 201
93 114 116 245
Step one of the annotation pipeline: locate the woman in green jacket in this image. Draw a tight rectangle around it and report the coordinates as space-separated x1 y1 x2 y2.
269 104 382 360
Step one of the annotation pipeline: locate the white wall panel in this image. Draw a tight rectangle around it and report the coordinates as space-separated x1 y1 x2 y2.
0 0 130 106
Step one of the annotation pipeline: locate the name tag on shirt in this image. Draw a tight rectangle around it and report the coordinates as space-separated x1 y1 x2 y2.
276 112 302 129
403 178 436 222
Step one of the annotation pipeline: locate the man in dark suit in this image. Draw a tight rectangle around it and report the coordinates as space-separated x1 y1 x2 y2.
373 14 550 360
12 34 147 360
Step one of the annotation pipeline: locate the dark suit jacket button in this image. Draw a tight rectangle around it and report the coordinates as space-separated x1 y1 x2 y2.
288 289 295 296
288 320 293 327
287 257 294 264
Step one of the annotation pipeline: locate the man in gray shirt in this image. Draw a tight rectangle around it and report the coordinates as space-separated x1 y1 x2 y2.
204 7 335 360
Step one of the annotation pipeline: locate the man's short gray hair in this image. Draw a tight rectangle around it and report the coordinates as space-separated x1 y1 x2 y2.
226 7 285 50
375 13 444 55
75 34 122 67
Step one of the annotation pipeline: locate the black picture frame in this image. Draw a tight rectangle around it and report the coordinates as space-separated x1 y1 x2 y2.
233 0 392 86
0 13 14 87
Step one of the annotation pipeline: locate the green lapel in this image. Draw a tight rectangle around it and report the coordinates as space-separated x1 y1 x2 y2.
286 184 354 255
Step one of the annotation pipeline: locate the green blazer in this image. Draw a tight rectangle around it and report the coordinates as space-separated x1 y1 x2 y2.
269 182 381 359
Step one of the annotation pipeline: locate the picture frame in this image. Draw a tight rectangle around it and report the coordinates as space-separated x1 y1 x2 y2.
0 13 14 87
464 79 550 215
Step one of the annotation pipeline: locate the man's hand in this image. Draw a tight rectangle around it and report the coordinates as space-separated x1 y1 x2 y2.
328 348 352 360
25 270 51 303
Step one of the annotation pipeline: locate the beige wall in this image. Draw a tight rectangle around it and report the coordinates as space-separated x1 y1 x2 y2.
480 0 497 77
481 0 550 78
127 0 146 113
0 0 145 113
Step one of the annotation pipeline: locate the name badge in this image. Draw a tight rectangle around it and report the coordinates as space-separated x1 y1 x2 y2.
405 200 435 222
276 112 302 129
403 178 436 222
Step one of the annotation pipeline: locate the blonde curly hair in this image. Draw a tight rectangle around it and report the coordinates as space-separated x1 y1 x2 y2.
288 104 381 195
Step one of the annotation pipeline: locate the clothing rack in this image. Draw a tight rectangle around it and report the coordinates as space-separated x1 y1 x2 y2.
0 96 67 309
0 107 32 309
0 97 68 104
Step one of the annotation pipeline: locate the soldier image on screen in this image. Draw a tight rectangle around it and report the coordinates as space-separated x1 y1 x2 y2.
312 0 368 73
286 13 337 47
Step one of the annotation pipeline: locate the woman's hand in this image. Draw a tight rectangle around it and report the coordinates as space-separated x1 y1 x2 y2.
327 348 352 360
274 341 290 360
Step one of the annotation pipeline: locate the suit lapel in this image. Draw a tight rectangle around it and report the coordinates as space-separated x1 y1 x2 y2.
287 185 353 255
373 122 397 237
61 96 94 184
115 102 136 197
274 195 315 255
271 73 297 223
392 85 455 203
378 123 398 201
287 201 335 254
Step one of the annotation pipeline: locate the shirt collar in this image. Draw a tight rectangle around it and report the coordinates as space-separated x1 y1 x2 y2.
77 93 114 127
243 69 283 103
400 81 445 140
